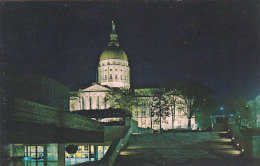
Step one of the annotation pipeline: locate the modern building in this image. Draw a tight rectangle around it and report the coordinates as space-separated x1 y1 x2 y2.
11 74 70 111
70 22 196 131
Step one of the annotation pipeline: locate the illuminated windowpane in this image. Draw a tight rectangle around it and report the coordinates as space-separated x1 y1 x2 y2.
31 146 36 152
38 146 44 152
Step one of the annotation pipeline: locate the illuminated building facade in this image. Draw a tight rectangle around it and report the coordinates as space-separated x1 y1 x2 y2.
70 22 196 130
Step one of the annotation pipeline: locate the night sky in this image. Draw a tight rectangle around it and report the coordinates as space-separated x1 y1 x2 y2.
2 1 259 100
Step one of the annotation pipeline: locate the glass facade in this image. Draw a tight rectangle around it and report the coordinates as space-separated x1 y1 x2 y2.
65 145 109 160
24 146 44 159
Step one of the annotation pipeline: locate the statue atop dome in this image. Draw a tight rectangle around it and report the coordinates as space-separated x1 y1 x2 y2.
109 21 119 47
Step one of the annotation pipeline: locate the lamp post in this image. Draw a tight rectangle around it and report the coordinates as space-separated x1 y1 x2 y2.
220 107 224 115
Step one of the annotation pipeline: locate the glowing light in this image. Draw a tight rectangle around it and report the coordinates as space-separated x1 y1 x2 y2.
242 149 244 152
14 144 23 146
23 157 30 161
121 144 124 146
237 143 239 146
232 137 234 140
117 150 119 153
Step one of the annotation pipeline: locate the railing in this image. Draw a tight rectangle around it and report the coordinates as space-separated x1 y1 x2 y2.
100 126 131 166
91 119 137 166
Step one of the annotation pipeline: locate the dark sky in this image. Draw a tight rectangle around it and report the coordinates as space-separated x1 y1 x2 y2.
2 1 259 100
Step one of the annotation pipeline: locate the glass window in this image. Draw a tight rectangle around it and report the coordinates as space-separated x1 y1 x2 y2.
115 74 117 79
110 74 112 79
97 96 99 109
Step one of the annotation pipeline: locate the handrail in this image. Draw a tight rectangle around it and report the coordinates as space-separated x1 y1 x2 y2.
101 126 132 166
74 119 138 166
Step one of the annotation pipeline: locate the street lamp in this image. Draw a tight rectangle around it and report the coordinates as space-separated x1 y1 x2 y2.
220 107 224 115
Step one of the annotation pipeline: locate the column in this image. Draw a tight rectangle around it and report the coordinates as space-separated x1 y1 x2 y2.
58 143 65 166
94 145 98 161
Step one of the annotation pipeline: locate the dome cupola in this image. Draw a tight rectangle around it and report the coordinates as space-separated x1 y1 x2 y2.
100 21 128 61
98 21 130 89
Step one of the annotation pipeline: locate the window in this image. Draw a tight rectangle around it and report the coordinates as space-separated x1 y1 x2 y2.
215 117 223 123
82 97 85 109
110 74 112 79
24 146 44 159
178 109 181 115
89 97 92 110
104 75 107 80
97 96 99 109
104 98 107 109
121 75 123 80
110 69 112 71
115 74 117 79
115 69 117 71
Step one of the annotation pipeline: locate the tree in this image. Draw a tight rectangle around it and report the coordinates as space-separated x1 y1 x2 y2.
195 97 217 129
149 88 170 131
175 80 213 130
164 89 181 129
105 87 136 113
222 93 251 126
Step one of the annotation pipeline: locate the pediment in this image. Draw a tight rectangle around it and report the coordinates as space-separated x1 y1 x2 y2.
81 83 111 92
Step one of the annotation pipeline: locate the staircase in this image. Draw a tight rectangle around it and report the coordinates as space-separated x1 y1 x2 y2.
114 132 248 166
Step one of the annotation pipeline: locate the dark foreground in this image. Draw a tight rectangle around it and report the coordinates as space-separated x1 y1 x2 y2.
114 132 257 166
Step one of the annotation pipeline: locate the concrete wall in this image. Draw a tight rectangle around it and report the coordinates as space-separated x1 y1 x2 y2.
252 136 260 159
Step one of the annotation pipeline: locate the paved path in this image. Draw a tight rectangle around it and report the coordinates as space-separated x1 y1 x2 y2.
114 132 250 166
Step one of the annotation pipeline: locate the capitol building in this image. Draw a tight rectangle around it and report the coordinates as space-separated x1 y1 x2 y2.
70 22 196 130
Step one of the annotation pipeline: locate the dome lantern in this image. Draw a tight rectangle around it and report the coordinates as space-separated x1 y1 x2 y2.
100 21 128 61
108 21 119 47
98 21 130 89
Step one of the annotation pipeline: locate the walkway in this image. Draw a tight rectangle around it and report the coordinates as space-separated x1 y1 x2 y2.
114 132 249 166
